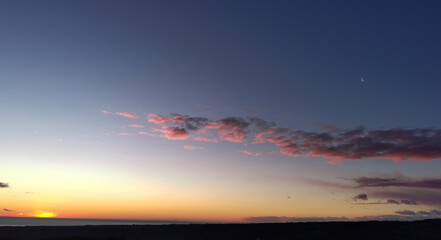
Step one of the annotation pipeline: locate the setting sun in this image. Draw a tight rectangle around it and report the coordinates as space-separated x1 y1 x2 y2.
33 212 57 218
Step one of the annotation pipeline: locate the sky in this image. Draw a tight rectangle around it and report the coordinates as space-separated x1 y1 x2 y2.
1 0 441 223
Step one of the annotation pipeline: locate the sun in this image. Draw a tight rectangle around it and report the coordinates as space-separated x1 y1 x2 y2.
33 212 57 218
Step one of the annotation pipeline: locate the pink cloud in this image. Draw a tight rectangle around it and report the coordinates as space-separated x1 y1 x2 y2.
147 114 171 125
119 133 132 136
101 110 113 115
239 150 254 155
115 112 139 119
128 124 145 128
141 112 441 163
192 136 218 143
172 114 187 123
139 132 155 137
184 146 204 150
153 126 189 140
206 118 249 143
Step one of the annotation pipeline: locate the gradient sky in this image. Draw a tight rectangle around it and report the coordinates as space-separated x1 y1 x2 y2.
1 0 441 222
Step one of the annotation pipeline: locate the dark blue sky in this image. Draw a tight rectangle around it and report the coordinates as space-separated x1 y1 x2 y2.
2 0 441 129
1 1 441 221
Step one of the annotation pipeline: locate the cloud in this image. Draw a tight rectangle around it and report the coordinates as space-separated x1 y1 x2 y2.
352 199 417 205
142 113 441 162
354 176 441 189
353 193 368 201
192 136 218 143
371 189 441 207
395 210 416 216
147 114 172 124
184 146 204 150
153 126 189 140
206 117 249 143
3 209 12 212
115 112 139 119
246 211 441 223
139 132 155 137
255 126 441 162
0 182 9 188
387 199 400 204
353 214 423 221
239 150 254 155
418 210 441 216
101 110 112 114
255 150 279 156
118 133 132 136
128 124 145 128
244 216 348 223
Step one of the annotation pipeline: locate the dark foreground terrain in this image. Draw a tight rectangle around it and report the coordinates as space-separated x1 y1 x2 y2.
0 219 440 240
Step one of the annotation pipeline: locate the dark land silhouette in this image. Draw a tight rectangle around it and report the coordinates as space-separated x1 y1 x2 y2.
1 219 441 240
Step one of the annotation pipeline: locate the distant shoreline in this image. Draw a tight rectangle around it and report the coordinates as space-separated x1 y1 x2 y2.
0 216 206 226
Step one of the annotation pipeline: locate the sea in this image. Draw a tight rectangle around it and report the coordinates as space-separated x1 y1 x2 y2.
0 216 199 226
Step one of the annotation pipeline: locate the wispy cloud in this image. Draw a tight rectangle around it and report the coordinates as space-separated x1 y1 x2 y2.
101 110 113 115
255 150 279 156
418 210 441 216
395 210 416 216
352 199 417 205
3 209 13 212
139 132 155 137
128 124 145 128
371 189 441 206
192 136 218 143
354 176 441 189
118 133 132 136
115 112 139 119
239 150 254 155
184 146 204 150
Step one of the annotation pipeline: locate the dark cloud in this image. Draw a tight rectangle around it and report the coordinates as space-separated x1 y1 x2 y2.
353 214 423 221
395 210 416 216
372 189 441 206
0 182 9 188
3 209 12 212
354 176 441 189
244 216 348 223
418 210 441 216
387 199 400 204
353 193 368 201
352 199 418 205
